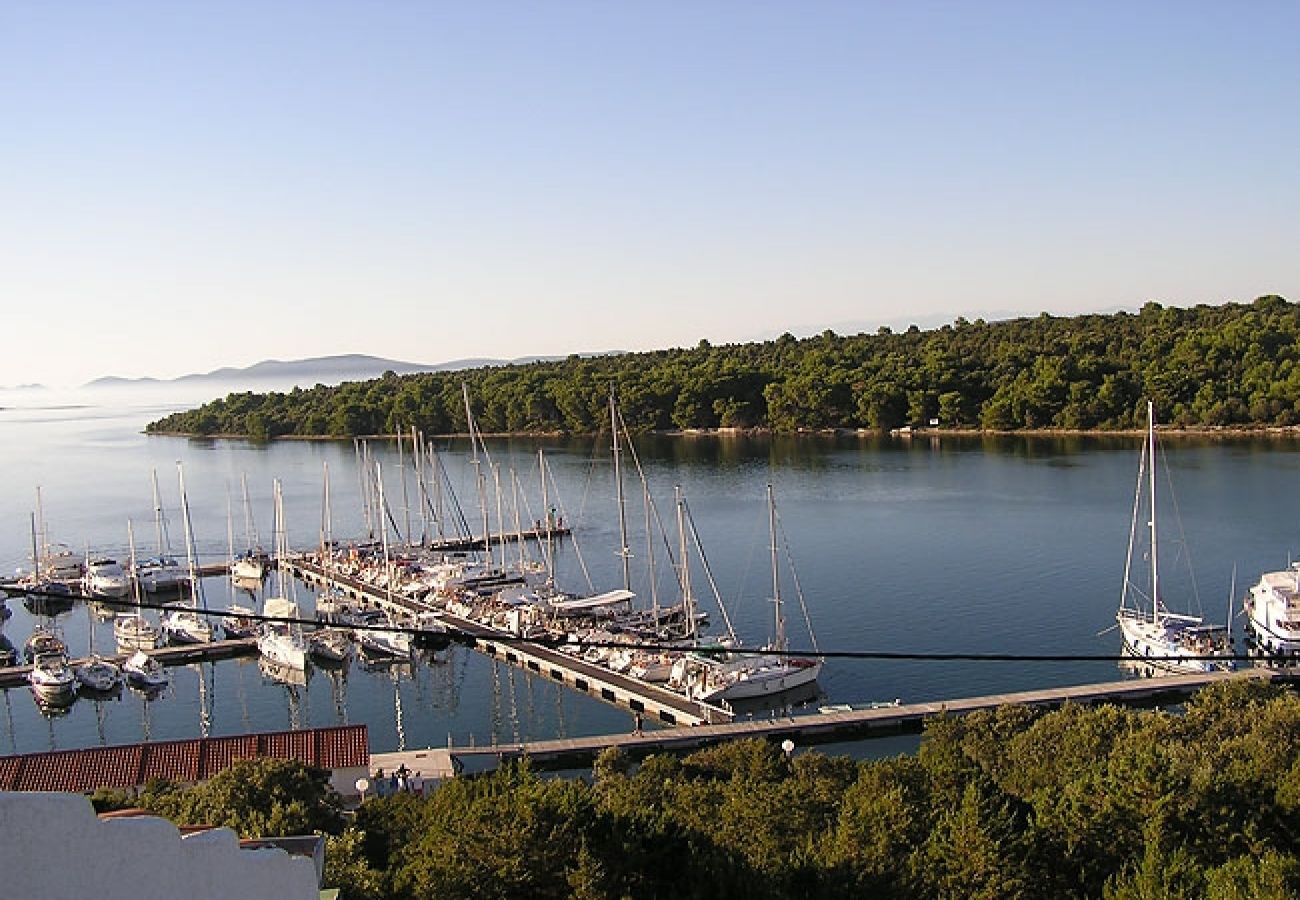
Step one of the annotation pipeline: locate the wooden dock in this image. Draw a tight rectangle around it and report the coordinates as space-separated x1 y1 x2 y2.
418 526 571 554
0 638 258 689
372 667 1288 775
286 558 732 726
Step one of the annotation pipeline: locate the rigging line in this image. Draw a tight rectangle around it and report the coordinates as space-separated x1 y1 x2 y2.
1156 434 1205 615
774 505 820 655
681 496 738 642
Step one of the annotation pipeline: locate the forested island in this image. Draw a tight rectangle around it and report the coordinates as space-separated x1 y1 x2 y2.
98 680 1300 899
147 295 1300 439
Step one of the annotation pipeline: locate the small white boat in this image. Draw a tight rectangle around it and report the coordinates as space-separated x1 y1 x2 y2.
356 616 413 658
83 557 130 599
231 551 268 582
123 650 169 690
136 556 190 594
75 654 123 693
161 605 214 644
28 651 77 701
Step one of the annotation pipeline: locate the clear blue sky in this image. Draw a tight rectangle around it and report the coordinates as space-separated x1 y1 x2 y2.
3 1 1298 387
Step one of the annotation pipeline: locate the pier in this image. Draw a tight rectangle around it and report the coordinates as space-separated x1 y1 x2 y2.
373 667 1288 775
286 557 733 726
0 639 258 689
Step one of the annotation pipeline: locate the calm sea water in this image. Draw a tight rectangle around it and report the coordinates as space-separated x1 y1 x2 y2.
3 386 1300 758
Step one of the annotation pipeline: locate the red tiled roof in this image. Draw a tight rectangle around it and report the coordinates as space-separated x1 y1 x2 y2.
202 734 260 776
0 724 368 794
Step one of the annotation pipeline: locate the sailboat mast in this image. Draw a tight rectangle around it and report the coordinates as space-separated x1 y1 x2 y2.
177 463 203 612
29 512 40 582
151 470 166 557
675 486 693 637
611 390 631 593
463 383 493 567
768 484 786 651
1147 400 1160 621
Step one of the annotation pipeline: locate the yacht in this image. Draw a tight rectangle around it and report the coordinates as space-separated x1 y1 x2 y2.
28 652 77 702
83 557 130 599
1243 563 1300 664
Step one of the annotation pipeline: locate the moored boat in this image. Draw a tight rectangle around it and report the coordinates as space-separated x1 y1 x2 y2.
1243 563 1300 665
1115 402 1235 674
123 649 169 690
28 651 77 702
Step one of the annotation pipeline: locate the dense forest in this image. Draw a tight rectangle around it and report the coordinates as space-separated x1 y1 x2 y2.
97 680 1300 899
146 296 1300 438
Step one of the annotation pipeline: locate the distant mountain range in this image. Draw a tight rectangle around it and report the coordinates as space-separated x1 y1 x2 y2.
83 353 560 390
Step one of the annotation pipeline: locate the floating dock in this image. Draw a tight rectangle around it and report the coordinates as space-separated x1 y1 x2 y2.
286 558 732 726
373 667 1288 774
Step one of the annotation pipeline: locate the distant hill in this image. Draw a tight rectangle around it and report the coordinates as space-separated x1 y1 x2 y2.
84 354 555 390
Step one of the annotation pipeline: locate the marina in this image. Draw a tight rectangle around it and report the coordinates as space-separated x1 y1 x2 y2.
5 391 1300 760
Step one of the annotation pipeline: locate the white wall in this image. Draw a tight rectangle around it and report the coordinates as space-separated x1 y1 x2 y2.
0 792 319 900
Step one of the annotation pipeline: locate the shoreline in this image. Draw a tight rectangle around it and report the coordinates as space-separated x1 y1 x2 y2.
143 423 1300 442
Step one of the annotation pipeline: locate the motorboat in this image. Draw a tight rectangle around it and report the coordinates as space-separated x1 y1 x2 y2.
28 652 77 702
161 604 214 644
75 655 124 693
1243 563 1300 665
123 650 169 690
83 557 130 599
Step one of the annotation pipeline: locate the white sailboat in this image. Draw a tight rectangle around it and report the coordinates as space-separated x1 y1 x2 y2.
1116 401 1234 673
114 520 162 651
670 485 823 703
75 601 122 693
137 469 189 594
222 491 259 638
257 480 310 671
160 464 214 645
231 473 269 581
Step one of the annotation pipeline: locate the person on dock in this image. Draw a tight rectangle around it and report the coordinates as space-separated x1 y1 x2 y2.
632 712 643 736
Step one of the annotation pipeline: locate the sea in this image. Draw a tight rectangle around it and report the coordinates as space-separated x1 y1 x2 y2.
3 384 1300 759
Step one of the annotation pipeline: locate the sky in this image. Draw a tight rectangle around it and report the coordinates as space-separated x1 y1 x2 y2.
3 1 1299 388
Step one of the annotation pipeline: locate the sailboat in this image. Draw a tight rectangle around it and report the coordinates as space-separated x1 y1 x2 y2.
114 519 162 651
222 491 260 638
231 473 269 581
74 601 123 693
257 479 310 671
669 485 824 703
160 464 214 645
1115 401 1235 673
136 469 189 594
